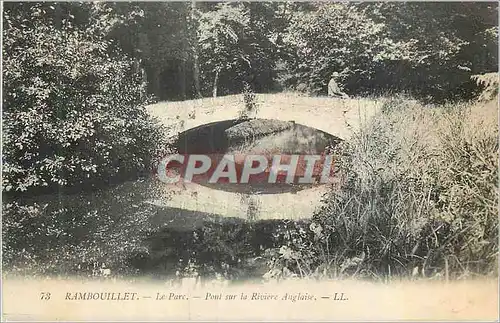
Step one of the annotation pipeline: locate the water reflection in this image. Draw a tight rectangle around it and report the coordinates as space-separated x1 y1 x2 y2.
174 119 342 194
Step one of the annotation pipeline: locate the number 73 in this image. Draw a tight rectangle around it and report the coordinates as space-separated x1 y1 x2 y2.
40 292 51 300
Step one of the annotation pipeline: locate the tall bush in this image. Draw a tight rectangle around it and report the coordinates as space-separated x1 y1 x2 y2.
307 97 498 279
3 3 166 194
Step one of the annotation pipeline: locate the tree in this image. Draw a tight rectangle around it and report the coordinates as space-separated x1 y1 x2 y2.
283 3 395 95
198 3 250 97
103 2 195 101
101 2 283 100
281 2 498 101
198 2 281 97
364 2 498 101
3 3 165 195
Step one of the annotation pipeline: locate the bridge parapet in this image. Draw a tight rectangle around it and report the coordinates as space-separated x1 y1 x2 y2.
147 93 383 142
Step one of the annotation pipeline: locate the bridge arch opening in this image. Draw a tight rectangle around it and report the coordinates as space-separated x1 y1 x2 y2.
172 118 343 194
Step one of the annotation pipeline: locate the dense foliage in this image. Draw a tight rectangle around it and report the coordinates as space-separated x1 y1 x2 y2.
2 180 160 276
2 2 498 282
306 97 498 279
97 2 498 102
281 4 393 95
283 2 498 101
3 3 166 194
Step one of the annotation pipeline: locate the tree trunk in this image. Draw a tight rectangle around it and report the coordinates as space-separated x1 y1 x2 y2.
135 59 147 101
179 60 187 100
149 67 161 100
54 4 62 29
193 55 201 99
212 68 220 98
191 0 202 99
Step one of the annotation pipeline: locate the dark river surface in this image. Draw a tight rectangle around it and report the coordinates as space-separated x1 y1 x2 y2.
174 118 342 194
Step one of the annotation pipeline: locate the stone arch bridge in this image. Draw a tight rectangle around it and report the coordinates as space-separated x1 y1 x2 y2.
146 93 382 224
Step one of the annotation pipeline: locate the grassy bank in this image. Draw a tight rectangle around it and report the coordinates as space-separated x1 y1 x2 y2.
305 96 499 280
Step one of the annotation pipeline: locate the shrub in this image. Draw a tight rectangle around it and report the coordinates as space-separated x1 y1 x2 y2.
431 100 498 275
2 3 167 194
238 82 259 120
471 72 499 102
2 180 165 277
143 218 286 280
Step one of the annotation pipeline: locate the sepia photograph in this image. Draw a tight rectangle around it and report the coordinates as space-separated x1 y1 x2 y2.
2 1 499 321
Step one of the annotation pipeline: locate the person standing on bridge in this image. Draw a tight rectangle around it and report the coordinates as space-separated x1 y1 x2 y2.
328 72 350 99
